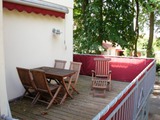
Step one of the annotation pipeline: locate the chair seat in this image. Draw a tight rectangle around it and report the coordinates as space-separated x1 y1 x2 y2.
96 75 109 77
92 80 109 89
48 83 59 91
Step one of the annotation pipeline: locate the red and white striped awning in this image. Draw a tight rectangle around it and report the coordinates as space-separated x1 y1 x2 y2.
3 0 69 19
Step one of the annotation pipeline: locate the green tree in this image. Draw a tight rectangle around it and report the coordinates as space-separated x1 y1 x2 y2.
74 0 135 54
139 0 160 57
133 0 140 57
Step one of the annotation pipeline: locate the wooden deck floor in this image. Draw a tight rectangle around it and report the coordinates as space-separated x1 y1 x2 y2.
10 75 129 120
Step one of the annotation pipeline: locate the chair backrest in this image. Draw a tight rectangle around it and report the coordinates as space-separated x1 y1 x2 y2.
30 70 51 94
94 58 111 77
69 62 82 84
16 67 35 89
54 59 67 69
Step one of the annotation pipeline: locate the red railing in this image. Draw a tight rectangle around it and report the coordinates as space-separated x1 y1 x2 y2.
73 54 153 82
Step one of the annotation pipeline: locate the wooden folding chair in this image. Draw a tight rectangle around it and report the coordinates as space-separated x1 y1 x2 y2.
91 58 111 98
65 62 82 95
54 59 67 69
16 67 37 100
30 70 62 109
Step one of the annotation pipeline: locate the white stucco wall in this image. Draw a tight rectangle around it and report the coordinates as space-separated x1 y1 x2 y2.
3 1 73 100
0 1 12 117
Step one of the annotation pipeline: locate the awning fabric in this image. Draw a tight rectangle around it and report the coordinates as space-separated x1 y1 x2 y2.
3 1 67 18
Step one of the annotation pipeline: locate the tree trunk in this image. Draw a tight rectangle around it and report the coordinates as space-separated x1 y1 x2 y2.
99 0 103 39
98 0 103 44
147 12 154 57
82 0 88 14
82 0 89 52
96 0 103 54
133 0 139 57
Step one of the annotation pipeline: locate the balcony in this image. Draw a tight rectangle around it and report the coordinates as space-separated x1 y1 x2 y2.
9 54 156 120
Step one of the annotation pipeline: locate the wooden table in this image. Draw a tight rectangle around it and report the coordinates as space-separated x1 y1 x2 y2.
34 66 76 104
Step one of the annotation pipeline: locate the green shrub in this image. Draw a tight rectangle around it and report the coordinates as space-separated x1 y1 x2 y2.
156 62 160 73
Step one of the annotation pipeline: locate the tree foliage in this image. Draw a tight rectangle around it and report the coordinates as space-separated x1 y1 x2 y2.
74 0 160 57
74 0 135 54
139 0 160 57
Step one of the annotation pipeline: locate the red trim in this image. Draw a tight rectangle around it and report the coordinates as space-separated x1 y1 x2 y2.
147 62 154 71
100 83 135 120
3 1 65 18
139 62 155 81
138 73 145 81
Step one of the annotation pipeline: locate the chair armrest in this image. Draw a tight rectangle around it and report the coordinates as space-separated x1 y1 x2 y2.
108 70 112 80
91 70 95 77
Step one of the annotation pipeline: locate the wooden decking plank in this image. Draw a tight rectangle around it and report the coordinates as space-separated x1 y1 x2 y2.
11 99 56 120
50 104 93 119
11 111 35 120
64 105 94 118
66 100 105 113
48 106 76 119
71 96 110 106
11 107 44 120
9 75 129 120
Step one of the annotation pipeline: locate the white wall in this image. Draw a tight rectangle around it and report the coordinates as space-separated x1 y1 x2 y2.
3 1 73 100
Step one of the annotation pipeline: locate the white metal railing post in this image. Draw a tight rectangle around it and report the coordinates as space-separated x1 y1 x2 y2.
132 79 139 120
135 60 156 120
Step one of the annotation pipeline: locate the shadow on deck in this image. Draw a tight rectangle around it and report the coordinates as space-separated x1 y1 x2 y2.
10 75 129 120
